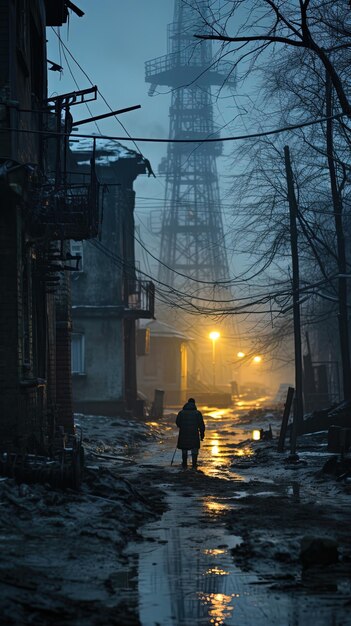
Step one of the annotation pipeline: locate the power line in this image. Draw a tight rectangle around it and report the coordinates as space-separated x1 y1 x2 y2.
59 42 102 136
88 238 342 315
133 231 233 286
50 27 143 156
3 112 345 144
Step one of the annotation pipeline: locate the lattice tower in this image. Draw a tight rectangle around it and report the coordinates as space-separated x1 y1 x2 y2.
145 0 235 290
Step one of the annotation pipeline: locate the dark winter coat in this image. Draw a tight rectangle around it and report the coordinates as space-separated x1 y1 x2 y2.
176 401 205 450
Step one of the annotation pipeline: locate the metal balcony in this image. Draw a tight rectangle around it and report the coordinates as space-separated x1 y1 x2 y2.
125 279 155 319
145 51 236 88
30 171 101 241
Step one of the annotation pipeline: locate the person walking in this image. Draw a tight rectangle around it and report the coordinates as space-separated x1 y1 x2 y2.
176 398 205 469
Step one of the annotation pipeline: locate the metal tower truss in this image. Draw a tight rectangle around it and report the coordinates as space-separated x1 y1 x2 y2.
145 0 234 291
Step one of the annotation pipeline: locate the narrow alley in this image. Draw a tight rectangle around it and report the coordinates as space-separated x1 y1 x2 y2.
2 405 349 625
1 2 351 625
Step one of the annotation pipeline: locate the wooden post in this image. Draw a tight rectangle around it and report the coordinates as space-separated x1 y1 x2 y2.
277 386 295 452
150 389 164 419
284 146 304 452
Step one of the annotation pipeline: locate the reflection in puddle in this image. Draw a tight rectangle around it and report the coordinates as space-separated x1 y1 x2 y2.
233 447 254 457
130 412 348 626
198 592 238 626
211 440 220 456
205 567 229 576
235 396 270 408
130 493 245 626
203 499 232 514
203 409 228 419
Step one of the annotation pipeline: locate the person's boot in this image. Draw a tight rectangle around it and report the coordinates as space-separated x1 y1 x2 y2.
191 454 198 469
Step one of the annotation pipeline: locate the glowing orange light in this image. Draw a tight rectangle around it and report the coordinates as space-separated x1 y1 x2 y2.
252 429 261 441
209 331 220 341
252 355 262 364
237 351 245 358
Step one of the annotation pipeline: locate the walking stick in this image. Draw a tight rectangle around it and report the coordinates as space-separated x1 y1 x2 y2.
170 446 177 466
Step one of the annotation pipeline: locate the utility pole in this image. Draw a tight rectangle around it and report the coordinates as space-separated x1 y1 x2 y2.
284 145 304 454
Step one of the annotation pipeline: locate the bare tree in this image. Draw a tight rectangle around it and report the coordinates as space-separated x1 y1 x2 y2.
193 0 351 116
186 0 351 399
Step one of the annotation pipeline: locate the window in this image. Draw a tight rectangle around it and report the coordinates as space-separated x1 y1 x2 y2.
70 241 84 272
71 333 85 374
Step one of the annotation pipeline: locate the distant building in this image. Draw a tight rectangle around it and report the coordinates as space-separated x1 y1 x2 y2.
71 142 155 417
137 320 191 406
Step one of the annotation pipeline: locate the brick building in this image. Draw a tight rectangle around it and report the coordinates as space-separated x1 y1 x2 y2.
0 0 99 461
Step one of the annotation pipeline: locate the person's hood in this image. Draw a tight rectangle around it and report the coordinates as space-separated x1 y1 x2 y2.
183 401 197 410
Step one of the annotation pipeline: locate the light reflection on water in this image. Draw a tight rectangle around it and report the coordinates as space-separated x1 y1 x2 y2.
202 409 229 420
210 437 220 456
198 591 238 626
130 409 347 626
132 488 347 626
131 493 246 626
203 499 232 514
205 567 229 576
235 396 270 408
232 446 254 457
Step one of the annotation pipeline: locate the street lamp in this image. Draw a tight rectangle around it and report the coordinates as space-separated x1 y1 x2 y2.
252 355 262 364
209 331 220 390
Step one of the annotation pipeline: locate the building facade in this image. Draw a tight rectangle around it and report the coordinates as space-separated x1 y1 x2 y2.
71 142 155 417
0 1 99 466
0 0 67 451
137 320 190 406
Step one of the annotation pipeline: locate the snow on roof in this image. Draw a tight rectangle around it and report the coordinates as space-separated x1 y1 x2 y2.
70 136 142 166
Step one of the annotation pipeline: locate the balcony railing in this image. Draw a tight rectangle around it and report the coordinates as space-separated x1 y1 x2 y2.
30 170 101 241
125 279 155 319
145 51 236 87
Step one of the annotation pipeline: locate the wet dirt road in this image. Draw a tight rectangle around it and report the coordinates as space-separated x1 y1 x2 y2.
126 406 351 626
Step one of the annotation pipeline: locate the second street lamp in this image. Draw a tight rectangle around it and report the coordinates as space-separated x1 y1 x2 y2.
209 331 220 390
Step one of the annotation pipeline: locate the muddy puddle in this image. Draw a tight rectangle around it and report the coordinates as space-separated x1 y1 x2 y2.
126 409 351 626
127 489 348 626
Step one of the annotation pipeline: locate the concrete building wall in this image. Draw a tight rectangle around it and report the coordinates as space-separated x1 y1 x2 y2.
71 151 148 416
72 314 124 415
72 187 123 307
137 336 187 406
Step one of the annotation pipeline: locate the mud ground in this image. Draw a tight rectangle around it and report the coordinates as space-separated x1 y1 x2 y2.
0 416 166 625
0 411 350 625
